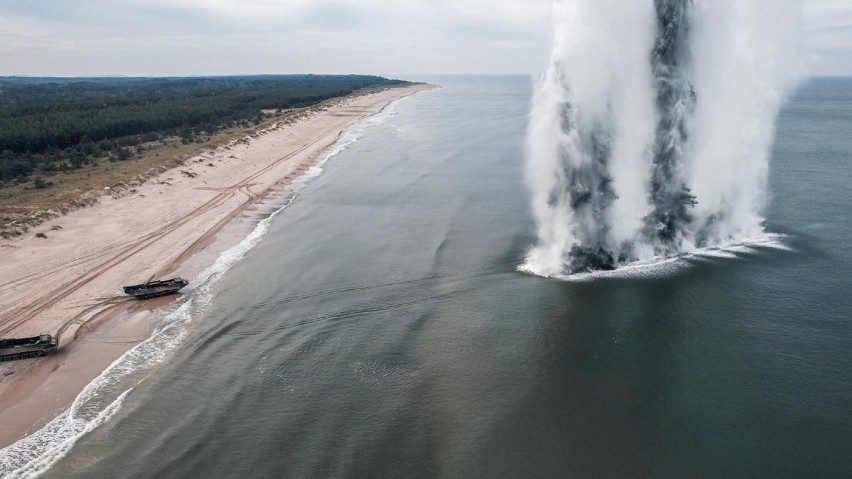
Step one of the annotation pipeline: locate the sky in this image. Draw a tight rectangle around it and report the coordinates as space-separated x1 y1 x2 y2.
0 0 850 77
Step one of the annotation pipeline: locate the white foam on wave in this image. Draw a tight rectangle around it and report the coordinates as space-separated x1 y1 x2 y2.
0 93 409 478
520 232 792 282
301 98 402 180
0 389 132 479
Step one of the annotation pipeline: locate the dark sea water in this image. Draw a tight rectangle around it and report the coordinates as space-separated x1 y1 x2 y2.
42 76 852 478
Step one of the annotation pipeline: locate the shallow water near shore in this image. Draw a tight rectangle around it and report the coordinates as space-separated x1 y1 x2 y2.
20 76 852 477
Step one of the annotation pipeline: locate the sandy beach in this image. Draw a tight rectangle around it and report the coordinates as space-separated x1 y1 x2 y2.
0 83 434 448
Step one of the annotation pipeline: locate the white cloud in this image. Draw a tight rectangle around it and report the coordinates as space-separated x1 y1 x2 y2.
0 0 849 76
802 0 852 75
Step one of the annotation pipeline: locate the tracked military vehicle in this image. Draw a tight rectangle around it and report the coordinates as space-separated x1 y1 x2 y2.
123 277 188 299
0 334 58 361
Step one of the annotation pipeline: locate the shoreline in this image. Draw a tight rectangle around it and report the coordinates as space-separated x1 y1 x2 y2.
0 83 436 449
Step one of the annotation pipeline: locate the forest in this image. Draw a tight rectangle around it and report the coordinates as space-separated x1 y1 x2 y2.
0 75 409 185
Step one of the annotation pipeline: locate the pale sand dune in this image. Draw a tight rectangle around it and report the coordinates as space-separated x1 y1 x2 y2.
0 83 435 447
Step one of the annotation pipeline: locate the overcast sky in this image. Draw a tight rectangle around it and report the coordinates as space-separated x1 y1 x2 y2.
1 0 850 77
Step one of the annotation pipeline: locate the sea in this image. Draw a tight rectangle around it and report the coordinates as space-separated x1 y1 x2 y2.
5 76 852 478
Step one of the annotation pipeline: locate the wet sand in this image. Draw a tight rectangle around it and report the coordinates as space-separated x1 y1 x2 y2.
0 83 434 447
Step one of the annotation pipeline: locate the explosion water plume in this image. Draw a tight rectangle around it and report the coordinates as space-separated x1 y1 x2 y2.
523 0 803 276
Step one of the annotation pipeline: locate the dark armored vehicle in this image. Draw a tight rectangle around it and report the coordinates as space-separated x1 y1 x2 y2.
0 334 58 361
123 277 188 299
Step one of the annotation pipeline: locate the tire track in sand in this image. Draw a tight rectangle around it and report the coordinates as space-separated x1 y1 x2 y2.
0 116 353 337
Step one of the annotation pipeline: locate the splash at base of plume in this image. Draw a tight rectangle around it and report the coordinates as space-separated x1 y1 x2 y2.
520 232 792 280
525 0 802 276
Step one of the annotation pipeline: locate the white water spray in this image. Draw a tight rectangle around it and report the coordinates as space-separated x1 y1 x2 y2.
523 0 803 277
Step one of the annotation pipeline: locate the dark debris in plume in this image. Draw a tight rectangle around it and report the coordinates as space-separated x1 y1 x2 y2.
557 0 705 274
642 0 698 256
555 100 621 273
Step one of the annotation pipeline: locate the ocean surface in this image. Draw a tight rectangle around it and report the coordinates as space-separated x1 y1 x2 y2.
17 76 852 477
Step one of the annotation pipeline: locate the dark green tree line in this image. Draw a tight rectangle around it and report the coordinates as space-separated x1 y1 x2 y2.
0 75 409 183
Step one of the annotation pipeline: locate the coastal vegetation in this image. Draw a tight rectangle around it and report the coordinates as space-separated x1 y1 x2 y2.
0 75 407 185
0 75 409 233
